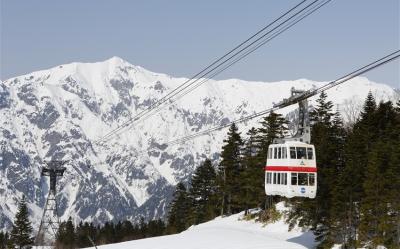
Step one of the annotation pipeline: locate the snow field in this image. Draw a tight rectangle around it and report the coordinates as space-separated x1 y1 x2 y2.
85 202 316 249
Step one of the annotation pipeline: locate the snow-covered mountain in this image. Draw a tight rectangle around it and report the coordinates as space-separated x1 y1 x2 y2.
0 56 396 230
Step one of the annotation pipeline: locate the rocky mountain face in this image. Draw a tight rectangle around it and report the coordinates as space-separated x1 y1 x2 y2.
0 57 396 231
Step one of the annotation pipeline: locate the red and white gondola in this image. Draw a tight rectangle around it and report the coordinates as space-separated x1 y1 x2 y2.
264 141 317 198
264 88 317 199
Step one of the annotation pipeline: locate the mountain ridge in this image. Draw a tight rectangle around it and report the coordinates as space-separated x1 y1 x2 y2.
0 57 397 231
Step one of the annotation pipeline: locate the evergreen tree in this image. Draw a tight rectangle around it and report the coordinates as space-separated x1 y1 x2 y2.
358 91 378 153
166 182 190 234
217 123 243 215
9 196 34 249
360 91 377 121
396 99 400 113
76 221 94 247
0 231 9 249
114 221 124 242
120 220 134 241
386 130 400 247
87 223 98 246
101 222 116 244
310 91 334 125
131 223 142 240
358 101 400 248
334 93 378 247
56 217 76 249
188 159 218 224
316 99 347 247
326 96 399 248
240 127 264 214
325 110 349 243
139 217 147 238
257 111 288 155
146 219 166 237
243 127 260 157
359 142 391 247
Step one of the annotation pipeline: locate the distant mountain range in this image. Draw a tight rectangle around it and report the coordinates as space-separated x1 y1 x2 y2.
0 56 396 231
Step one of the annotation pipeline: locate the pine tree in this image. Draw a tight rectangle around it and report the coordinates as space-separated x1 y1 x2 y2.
328 110 353 246
166 182 190 234
146 219 165 237
64 217 76 246
328 110 348 239
120 220 134 241
359 142 391 247
330 95 380 247
257 111 288 155
360 91 377 121
331 97 400 247
87 223 98 246
9 196 34 249
56 217 76 249
76 221 94 247
319 108 347 248
396 99 400 113
139 217 147 238
131 222 142 240
310 91 334 125
239 127 264 214
0 231 9 249
243 127 260 157
114 221 124 242
217 123 243 215
358 101 400 248
386 133 400 247
188 159 218 224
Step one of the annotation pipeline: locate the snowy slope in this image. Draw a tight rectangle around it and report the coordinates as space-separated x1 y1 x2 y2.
84 202 315 249
0 57 397 230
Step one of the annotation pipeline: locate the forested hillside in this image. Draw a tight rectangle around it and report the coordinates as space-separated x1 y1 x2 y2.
166 91 400 249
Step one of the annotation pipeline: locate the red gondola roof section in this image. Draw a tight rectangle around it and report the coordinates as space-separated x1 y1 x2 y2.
265 166 317 172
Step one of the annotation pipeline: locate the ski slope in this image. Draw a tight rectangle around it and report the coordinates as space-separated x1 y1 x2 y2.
86 203 316 249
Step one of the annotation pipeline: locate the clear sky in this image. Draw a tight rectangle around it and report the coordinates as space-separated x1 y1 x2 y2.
1 0 399 88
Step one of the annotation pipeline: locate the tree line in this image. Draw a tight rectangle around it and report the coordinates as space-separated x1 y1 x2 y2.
55 216 165 248
0 199 166 249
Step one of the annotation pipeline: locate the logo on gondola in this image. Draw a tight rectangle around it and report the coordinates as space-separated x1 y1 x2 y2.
301 187 306 194
300 160 305 166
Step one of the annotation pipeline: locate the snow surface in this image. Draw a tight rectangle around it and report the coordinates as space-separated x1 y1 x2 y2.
84 202 316 249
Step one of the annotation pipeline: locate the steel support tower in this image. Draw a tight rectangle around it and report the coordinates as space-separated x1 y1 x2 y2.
35 161 66 246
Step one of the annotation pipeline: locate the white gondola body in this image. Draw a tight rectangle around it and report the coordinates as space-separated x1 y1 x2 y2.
265 141 317 198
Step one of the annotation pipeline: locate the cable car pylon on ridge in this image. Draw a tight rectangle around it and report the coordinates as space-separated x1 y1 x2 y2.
265 87 317 199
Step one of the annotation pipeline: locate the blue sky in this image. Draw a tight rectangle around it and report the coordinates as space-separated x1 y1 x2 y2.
1 0 399 88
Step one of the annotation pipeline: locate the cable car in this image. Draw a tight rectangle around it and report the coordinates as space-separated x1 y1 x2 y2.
265 87 317 199
265 142 317 198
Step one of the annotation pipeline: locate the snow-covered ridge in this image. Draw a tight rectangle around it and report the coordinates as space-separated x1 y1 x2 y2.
0 57 396 231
